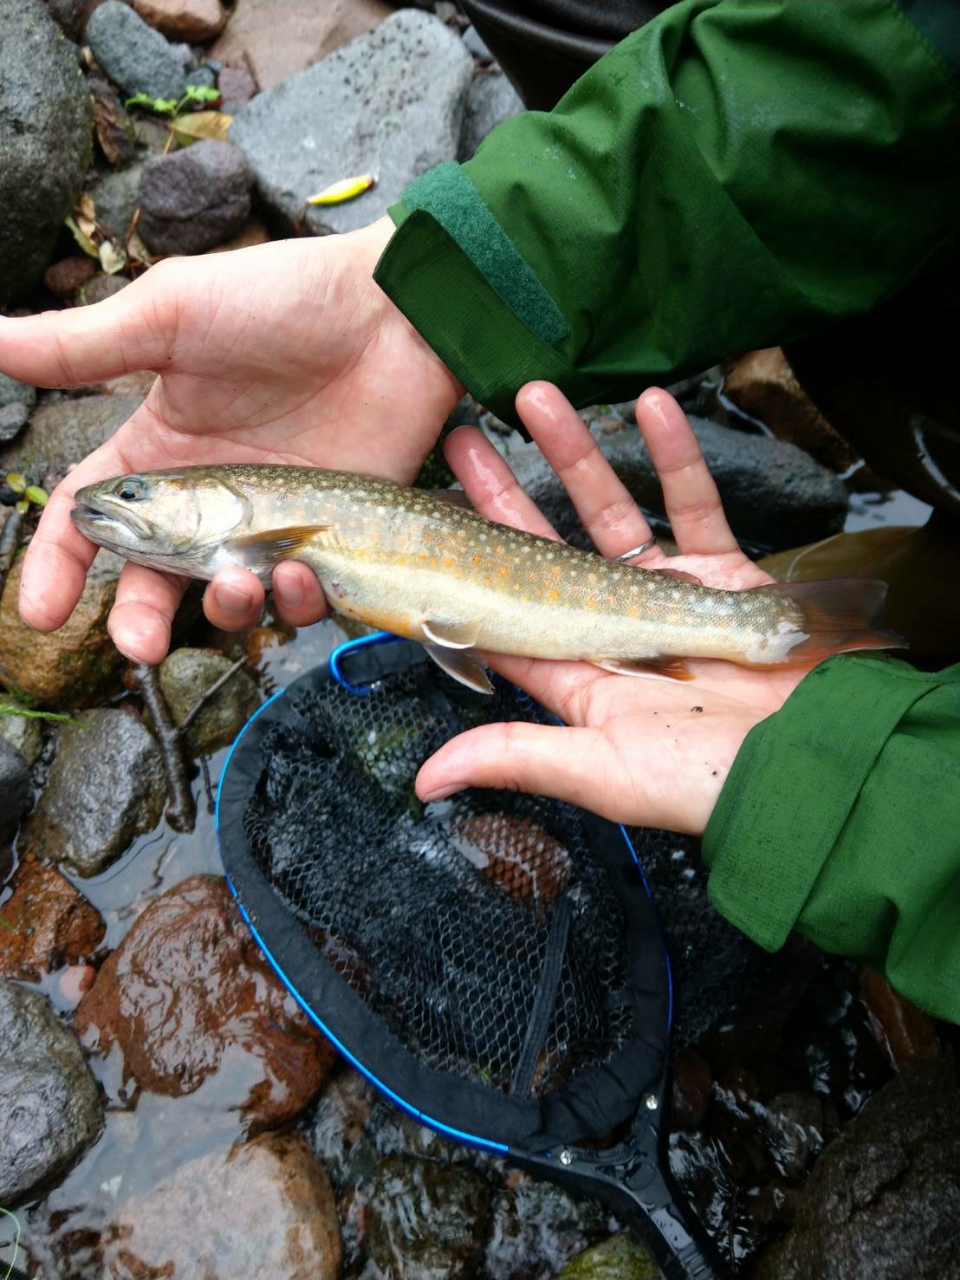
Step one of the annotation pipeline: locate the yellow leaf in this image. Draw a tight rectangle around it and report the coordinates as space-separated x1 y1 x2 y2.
99 239 126 275
77 193 96 222
170 110 233 145
64 215 99 258
306 174 376 206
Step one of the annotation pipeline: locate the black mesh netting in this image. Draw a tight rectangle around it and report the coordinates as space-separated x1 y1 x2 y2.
239 659 644 1103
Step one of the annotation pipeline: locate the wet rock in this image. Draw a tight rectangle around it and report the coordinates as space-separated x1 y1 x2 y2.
212 0 390 92
0 374 37 416
0 393 142 475
362 1154 490 1280
0 0 93 304
557 1233 658 1280
503 415 848 554
87 0 188 100
0 402 29 446
762 1091 827 1181
0 697 43 765
0 739 31 850
671 1048 712 1131
459 71 524 160
231 9 473 235
307 1068 376 1187
483 1174 612 1278
139 140 253 256
217 62 258 113
0 980 103 1204
75 875 337 1120
43 255 99 299
91 161 145 240
42 0 84 39
0 550 126 706
860 969 939 1072
133 0 227 42
78 272 131 305
723 347 865 478
158 646 259 752
101 1130 342 1278
462 24 492 59
0 855 105 981
19 709 166 875
753 1058 960 1280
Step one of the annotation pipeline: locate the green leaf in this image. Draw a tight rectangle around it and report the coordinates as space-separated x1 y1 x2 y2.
5 473 26 495
14 500 28 515
181 84 221 106
125 93 178 116
65 214 99 259
24 486 48 507
0 703 81 726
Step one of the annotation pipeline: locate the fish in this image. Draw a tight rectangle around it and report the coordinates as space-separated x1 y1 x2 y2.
70 464 905 693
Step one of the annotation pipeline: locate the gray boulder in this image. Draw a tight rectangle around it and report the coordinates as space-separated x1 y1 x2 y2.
230 8 473 235
0 980 103 1204
754 1058 960 1280
0 403 30 445
19 709 166 877
0 374 37 415
92 161 145 240
0 0 93 304
459 72 524 160
501 415 848 555
0 698 43 767
87 0 187 101
158 647 259 754
0 738 31 849
139 141 253 256
0 393 143 475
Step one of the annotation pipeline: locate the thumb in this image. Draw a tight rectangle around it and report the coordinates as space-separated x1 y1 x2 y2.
417 721 625 818
0 263 174 388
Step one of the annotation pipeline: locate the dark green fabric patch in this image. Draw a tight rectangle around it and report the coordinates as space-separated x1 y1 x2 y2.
401 163 569 348
897 0 960 81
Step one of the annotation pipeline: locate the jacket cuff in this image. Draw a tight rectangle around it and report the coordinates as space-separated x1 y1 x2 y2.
701 655 934 951
374 206 610 427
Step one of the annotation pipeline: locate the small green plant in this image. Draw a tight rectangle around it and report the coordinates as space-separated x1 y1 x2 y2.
4 473 47 517
0 702 80 726
0 1204 21 1280
126 84 220 118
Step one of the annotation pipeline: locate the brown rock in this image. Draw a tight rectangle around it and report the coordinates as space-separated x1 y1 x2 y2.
100 1130 342 1279
44 255 98 298
133 0 226 40
217 62 258 113
75 875 337 1121
0 550 125 706
0 854 105 981
860 968 939 1072
723 347 861 478
212 0 391 91
208 216 270 253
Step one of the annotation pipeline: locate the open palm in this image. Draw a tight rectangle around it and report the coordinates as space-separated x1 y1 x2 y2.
0 218 461 660
417 384 814 835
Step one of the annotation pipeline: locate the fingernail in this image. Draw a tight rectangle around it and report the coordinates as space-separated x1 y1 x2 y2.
214 583 255 615
421 783 467 803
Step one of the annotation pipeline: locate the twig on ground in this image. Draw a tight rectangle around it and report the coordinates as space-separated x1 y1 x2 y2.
0 511 24 594
134 663 195 833
177 656 247 734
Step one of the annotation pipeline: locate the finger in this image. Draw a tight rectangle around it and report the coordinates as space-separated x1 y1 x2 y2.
0 264 172 388
416 720 630 819
443 427 560 539
635 388 739 555
19 429 150 632
203 568 265 632
515 382 653 559
108 562 189 664
271 561 330 628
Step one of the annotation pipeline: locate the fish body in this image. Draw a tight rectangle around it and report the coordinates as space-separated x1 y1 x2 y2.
71 464 904 691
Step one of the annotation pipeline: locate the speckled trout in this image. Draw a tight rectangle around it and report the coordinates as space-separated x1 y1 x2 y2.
71 465 903 692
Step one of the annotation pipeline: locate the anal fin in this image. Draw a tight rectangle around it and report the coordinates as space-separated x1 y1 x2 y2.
588 655 694 681
424 643 494 695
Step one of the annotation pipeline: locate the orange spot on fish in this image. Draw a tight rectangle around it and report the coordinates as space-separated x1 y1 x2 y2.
548 588 560 602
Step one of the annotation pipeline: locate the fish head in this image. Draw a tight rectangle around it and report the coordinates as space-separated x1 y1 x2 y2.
71 469 250 577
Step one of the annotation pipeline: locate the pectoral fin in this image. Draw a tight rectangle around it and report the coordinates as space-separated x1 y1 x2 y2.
226 525 329 576
422 618 483 649
424 643 494 695
588 655 694 681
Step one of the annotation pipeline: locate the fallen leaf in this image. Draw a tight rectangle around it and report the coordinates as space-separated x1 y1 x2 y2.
92 80 136 168
170 110 233 145
99 240 126 275
64 216 99 260
126 232 153 266
307 174 376 206
77 193 96 222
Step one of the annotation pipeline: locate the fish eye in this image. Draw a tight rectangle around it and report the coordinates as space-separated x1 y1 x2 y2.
114 476 146 501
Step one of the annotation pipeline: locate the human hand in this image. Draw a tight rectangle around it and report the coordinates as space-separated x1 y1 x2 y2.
0 218 462 662
416 383 812 836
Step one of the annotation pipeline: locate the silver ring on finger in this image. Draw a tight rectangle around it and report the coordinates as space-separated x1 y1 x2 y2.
614 536 657 563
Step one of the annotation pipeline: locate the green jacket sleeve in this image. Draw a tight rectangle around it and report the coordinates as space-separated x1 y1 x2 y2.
374 0 960 425
702 656 960 1024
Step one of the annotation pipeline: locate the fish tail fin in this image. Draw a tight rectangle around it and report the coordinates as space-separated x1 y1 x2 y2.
758 578 907 665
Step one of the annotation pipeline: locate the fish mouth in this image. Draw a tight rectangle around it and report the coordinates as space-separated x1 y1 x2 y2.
70 502 153 542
